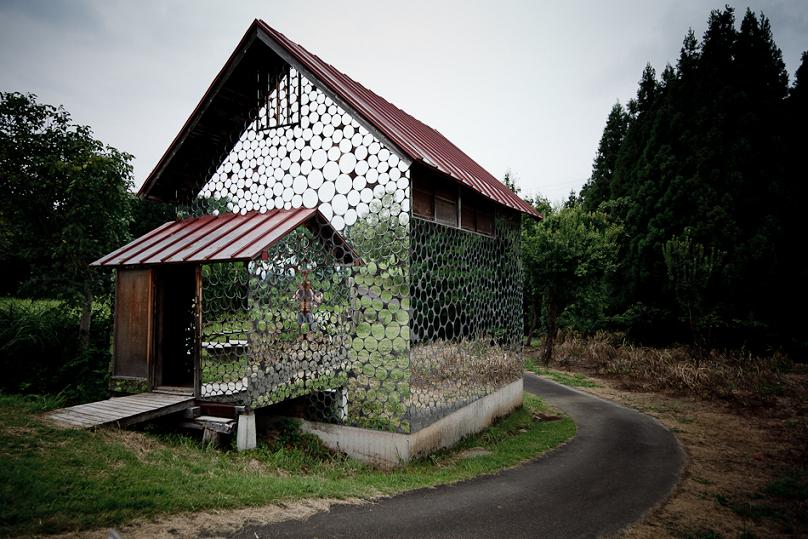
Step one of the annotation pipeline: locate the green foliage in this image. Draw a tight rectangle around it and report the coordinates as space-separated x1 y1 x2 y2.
522 204 621 362
0 298 111 403
0 92 133 304
0 392 573 536
662 233 724 355
578 7 807 352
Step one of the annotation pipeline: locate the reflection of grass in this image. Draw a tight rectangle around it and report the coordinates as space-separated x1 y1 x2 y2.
0 393 573 536
524 358 600 388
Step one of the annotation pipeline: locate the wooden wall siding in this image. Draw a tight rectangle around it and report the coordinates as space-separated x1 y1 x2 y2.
113 268 153 379
411 170 495 236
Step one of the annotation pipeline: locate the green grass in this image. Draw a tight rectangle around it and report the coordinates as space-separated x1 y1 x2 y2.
524 358 600 388
0 392 574 536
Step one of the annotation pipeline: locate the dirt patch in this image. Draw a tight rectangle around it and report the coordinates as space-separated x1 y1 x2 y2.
457 447 492 459
49 498 368 539
552 371 807 538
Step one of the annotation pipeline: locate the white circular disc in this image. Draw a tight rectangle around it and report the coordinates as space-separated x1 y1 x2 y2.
335 174 352 194
307 169 324 189
344 208 358 226
318 181 335 202
319 202 333 220
347 189 361 206
293 176 307 194
331 194 348 215
331 214 345 231
323 161 340 181
311 149 327 169
302 189 318 208
353 175 367 191
339 153 357 174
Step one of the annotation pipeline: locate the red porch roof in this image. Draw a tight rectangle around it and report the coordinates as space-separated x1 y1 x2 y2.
92 208 344 267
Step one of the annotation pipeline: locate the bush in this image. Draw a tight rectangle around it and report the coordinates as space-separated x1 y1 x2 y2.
0 298 111 403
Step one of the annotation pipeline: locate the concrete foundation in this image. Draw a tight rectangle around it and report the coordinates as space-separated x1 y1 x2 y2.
236 411 256 451
300 378 524 467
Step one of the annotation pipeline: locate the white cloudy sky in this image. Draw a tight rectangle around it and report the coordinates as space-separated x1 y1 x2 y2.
1 0 806 203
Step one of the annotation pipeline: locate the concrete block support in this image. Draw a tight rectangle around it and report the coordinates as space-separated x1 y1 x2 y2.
301 378 524 467
236 411 256 451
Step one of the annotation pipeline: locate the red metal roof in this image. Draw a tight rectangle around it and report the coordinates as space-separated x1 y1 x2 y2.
256 21 538 217
92 208 319 267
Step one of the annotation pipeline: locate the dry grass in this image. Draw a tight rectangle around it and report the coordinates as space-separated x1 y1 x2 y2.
547 331 791 407
526 332 808 537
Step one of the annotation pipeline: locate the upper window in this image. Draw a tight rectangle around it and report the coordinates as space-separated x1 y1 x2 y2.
260 66 301 130
412 174 495 236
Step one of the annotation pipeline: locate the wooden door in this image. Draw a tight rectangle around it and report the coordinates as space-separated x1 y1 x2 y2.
113 268 154 379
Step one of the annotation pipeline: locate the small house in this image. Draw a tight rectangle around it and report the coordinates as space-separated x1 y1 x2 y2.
89 20 539 464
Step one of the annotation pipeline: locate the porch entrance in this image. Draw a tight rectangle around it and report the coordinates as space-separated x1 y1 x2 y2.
152 265 200 394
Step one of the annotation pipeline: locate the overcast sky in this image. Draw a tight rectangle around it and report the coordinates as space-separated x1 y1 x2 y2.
1 1 806 203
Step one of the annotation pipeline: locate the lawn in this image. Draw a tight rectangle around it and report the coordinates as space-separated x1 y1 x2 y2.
0 392 574 537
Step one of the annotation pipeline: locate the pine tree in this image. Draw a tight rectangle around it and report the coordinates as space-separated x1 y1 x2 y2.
581 102 630 211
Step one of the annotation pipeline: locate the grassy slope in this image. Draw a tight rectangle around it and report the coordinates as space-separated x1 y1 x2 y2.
0 393 573 536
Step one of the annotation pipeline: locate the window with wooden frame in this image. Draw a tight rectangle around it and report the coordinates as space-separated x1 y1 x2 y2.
412 175 495 236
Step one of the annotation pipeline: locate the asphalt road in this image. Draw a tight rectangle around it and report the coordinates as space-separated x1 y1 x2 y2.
232 373 685 538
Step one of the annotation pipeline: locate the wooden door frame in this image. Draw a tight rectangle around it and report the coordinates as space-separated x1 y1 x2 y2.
150 264 202 396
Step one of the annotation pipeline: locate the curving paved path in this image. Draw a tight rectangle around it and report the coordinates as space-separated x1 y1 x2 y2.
232 374 685 538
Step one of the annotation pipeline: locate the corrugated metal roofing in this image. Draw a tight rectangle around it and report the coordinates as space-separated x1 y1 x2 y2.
92 208 318 267
256 20 538 217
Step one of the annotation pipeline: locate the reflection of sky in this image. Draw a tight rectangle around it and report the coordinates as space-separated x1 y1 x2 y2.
1 0 806 205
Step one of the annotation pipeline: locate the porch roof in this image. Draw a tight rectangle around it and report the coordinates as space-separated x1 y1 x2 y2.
92 208 348 267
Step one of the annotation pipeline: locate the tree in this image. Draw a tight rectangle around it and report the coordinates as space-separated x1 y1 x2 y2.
579 7 801 350
581 102 631 211
662 233 723 358
0 92 134 348
522 204 621 363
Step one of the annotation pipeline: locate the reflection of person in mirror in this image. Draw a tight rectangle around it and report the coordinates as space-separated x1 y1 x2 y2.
294 271 322 332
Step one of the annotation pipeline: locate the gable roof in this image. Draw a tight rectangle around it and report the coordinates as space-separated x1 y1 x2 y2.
139 20 539 218
91 208 356 266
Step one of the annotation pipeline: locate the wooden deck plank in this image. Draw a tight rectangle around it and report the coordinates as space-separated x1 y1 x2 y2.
46 392 195 429
48 410 109 427
71 402 151 417
126 393 191 403
47 410 99 425
62 401 145 416
52 407 116 421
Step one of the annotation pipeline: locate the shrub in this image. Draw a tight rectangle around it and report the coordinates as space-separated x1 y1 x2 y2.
0 298 111 403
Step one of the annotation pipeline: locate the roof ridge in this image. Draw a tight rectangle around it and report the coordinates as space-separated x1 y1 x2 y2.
257 20 537 217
